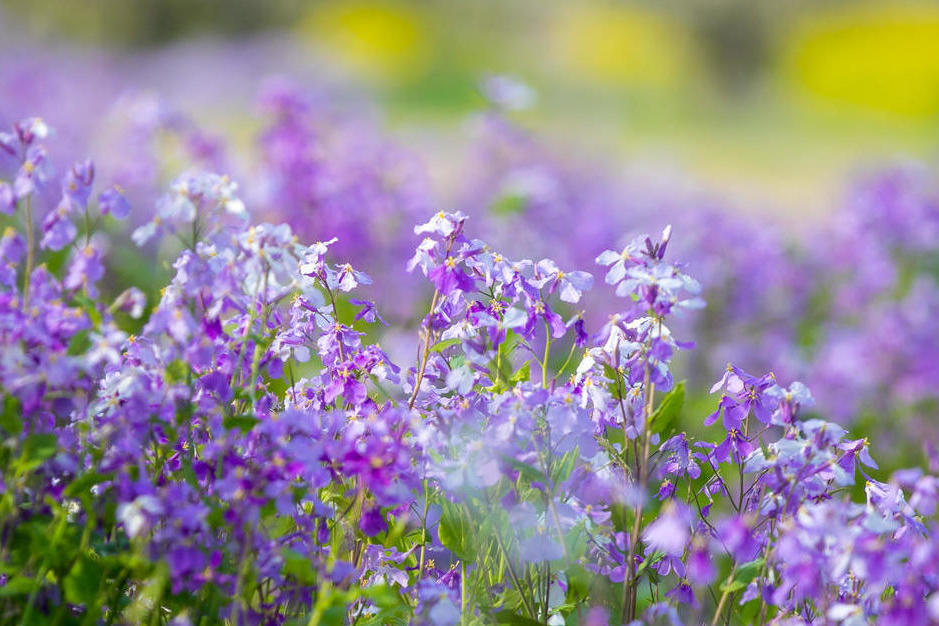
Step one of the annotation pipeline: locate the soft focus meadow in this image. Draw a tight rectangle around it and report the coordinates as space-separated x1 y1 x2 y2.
2 2 939 625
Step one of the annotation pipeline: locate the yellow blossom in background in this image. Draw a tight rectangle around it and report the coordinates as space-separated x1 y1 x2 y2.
548 4 694 89
781 3 939 118
300 2 431 82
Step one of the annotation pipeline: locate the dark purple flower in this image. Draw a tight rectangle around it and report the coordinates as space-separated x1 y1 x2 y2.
428 256 475 295
713 428 753 464
350 298 388 326
665 582 697 607
359 503 387 537
686 545 715 586
718 515 761 563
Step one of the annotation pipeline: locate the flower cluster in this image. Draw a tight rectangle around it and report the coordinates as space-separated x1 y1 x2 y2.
6 45 938 467
2 113 939 626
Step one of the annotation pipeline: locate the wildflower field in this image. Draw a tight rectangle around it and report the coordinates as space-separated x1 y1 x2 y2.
2 2 939 625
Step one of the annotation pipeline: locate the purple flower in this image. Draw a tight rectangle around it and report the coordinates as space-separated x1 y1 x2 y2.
717 515 761 563
64 245 105 297
713 428 753 464
766 381 813 425
658 433 701 480
349 298 387 326
707 365 778 428
642 501 691 557
359 504 387 537
414 211 467 238
98 185 131 219
0 182 15 215
665 582 697 607
40 202 78 251
14 145 50 197
428 255 475 295
533 258 593 303
686 545 715 586
62 160 95 210
330 262 371 293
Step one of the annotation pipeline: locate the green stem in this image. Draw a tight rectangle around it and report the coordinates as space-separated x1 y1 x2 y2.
323 281 346 363
492 529 537 619
23 510 69 623
418 479 431 581
624 365 655 621
408 288 440 409
710 565 738 626
541 319 552 388
460 560 467 625
556 339 579 380
308 580 333 626
248 340 265 411
84 207 92 246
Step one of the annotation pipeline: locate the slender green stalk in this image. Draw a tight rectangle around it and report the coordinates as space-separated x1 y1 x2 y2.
492 529 537 619
624 363 655 621
322 280 346 363
556 339 579 380
542 319 552 387
418 479 431 580
22 509 69 624
460 560 467 625
710 565 738 626
408 288 440 409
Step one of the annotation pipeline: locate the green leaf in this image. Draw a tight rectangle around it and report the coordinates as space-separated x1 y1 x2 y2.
636 551 664 577
499 331 522 361
491 192 528 217
282 549 316 585
64 555 103 604
550 449 578 486
72 292 102 327
67 329 92 356
601 363 628 400
430 338 461 353
508 458 547 485
491 610 543 625
223 415 260 433
650 381 684 434
164 359 189 384
509 360 531 384
0 394 22 435
719 558 765 594
64 472 111 498
0 576 39 597
438 501 475 563
736 558 765 583
20 433 58 469
564 563 591 601
487 331 524 392
719 578 747 594
362 584 406 609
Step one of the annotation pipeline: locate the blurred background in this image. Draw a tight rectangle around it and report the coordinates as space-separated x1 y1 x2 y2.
3 1 939 469
3 0 939 222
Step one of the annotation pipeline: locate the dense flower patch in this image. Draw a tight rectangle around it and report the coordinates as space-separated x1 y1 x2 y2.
1 116 939 625
6 54 939 452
